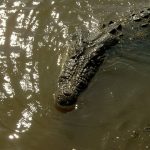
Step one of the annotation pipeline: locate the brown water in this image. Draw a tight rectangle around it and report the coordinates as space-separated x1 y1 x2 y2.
0 0 150 150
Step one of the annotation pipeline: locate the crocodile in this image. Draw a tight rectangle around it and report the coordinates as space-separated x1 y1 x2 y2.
55 7 150 111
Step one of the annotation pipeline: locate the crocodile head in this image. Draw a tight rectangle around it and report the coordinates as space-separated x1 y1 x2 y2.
55 79 79 111
56 89 77 111
55 22 123 111
55 8 150 112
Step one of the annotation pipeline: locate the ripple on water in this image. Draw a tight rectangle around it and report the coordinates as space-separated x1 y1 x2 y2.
0 0 150 149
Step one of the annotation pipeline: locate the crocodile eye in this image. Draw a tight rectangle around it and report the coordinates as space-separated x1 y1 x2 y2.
117 24 122 31
109 28 117 34
147 8 150 11
108 21 114 25
101 24 106 28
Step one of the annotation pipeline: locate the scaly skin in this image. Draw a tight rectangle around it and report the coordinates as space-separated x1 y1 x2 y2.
55 8 150 111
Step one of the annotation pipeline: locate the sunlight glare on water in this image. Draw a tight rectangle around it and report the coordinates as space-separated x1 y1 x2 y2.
0 0 149 150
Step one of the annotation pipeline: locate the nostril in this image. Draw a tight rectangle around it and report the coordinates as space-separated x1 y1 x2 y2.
63 89 71 96
57 99 67 106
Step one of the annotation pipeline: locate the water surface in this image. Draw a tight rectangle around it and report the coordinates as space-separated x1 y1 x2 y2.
0 0 150 149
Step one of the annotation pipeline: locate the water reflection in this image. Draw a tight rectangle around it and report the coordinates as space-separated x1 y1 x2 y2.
0 4 40 100
8 102 37 140
0 0 42 139
0 0 72 143
15 103 37 133
0 8 7 45
0 0 149 149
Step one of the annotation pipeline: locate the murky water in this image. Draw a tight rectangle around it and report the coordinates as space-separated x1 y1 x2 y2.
0 0 150 149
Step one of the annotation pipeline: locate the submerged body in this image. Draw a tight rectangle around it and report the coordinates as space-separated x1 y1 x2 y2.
56 8 150 111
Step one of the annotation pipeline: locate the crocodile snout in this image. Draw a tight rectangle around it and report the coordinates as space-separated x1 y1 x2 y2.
55 89 77 112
